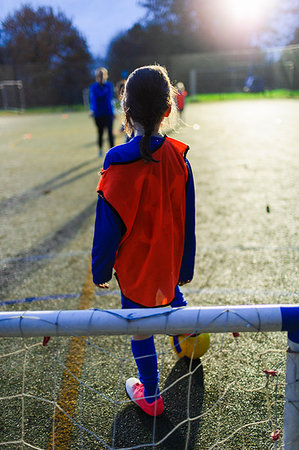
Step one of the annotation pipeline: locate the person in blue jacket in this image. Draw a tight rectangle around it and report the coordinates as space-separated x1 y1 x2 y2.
91 65 196 416
89 67 115 157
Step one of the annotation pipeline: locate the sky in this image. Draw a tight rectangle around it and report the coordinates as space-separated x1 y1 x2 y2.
1 0 298 57
0 0 146 57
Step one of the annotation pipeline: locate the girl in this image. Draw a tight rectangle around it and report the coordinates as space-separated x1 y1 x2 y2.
92 64 196 416
89 67 115 157
175 81 187 119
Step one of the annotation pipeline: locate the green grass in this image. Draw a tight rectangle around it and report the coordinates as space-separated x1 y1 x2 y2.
25 104 87 113
188 89 299 103
0 104 87 116
1 89 298 117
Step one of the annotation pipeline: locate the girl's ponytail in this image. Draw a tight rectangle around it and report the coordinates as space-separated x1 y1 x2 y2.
122 65 174 163
140 127 158 163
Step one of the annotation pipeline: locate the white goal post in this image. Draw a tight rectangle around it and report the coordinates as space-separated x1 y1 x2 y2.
0 304 298 449
0 304 297 337
0 80 26 112
82 87 89 110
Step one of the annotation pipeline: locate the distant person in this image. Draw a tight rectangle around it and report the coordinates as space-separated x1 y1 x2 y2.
89 67 115 157
243 75 264 93
175 82 187 119
92 65 196 416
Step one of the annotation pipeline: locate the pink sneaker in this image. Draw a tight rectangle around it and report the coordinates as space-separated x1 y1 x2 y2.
125 377 164 416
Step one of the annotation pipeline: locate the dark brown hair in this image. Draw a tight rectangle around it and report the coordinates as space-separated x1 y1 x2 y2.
122 65 174 162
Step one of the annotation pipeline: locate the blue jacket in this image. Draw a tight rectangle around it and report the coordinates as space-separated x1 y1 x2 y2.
89 81 114 117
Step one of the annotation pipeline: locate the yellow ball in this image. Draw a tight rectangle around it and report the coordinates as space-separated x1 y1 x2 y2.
170 333 210 359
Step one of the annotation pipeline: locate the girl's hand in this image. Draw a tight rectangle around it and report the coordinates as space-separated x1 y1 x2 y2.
95 282 109 289
178 280 191 286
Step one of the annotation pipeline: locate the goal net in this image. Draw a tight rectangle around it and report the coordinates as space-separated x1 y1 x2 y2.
0 305 298 449
0 80 26 112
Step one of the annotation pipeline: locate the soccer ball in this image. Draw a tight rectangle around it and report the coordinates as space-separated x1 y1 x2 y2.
170 333 210 359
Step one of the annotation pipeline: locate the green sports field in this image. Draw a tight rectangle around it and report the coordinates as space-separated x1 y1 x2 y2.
0 99 298 449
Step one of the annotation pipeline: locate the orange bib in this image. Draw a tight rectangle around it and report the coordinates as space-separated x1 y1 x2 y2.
97 137 189 307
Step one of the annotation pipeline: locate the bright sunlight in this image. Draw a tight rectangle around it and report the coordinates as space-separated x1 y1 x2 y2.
223 0 277 27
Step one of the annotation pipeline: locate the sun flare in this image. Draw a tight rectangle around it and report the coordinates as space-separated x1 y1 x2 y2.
224 0 277 26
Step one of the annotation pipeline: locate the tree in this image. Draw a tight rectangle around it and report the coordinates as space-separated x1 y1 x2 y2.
107 0 248 80
253 0 299 48
107 0 256 79
139 0 299 51
107 0 299 86
1 5 93 106
138 0 254 51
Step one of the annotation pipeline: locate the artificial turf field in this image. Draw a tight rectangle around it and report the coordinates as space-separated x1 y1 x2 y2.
0 100 298 449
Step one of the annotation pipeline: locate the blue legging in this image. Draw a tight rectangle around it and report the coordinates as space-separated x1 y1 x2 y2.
121 285 187 309
122 286 187 402
94 115 114 149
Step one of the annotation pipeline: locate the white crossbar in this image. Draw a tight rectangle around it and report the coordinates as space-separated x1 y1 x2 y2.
0 305 298 337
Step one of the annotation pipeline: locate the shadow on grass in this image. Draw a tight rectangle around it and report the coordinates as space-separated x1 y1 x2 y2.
112 357 204 450
81 141 97 149
0 157 99 217
0 200 96 296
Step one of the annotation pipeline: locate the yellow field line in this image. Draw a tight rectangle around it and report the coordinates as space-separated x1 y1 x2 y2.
48 264 95 449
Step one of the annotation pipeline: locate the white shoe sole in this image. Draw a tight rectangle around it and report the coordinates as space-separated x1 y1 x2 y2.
125 377 140 404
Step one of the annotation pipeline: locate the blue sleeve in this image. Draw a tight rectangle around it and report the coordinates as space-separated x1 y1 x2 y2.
179 159 196 282
108 82 115 114
89 85 95 113
92 196 123 284
109 82 114 100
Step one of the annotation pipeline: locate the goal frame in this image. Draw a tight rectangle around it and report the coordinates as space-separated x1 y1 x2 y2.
0 303 298 448
0 80 26 112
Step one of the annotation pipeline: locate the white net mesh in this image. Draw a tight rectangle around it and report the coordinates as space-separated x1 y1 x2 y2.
0 307 289 449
